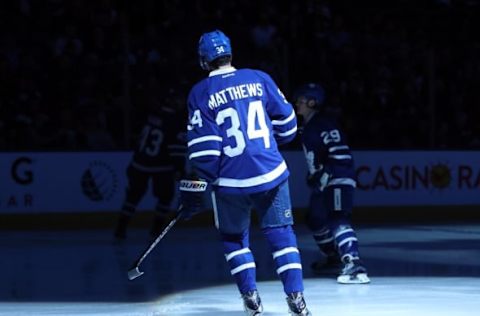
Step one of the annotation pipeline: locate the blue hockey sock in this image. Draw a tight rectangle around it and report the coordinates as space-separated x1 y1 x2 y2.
332 225 360 261
263 225 304 294
312 227 336 256
221 231 256 294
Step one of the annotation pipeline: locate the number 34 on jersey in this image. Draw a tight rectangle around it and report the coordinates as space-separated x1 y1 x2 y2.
187 100 270 158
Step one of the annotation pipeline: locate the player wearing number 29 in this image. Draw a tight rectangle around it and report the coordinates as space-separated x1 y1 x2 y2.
294 83 370 284
181 30 311 315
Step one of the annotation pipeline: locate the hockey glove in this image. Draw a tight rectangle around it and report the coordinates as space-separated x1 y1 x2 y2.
179 177 208 220
307 170 332 192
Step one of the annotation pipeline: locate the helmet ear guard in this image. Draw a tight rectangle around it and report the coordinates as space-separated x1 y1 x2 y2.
306 99 317 109
199 56 210 71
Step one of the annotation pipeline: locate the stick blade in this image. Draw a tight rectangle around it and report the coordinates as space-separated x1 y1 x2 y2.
127 267 144 281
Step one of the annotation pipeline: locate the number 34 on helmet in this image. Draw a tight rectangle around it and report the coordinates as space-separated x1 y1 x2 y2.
198 30 232 70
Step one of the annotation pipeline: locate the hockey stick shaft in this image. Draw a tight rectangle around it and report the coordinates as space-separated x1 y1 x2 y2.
127 206 183 280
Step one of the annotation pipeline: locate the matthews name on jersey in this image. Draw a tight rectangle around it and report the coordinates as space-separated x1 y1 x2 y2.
301 113 356 188
186 67 297 194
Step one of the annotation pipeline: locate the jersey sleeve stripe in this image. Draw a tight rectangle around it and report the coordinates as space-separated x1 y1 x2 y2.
188 135 223 147
215 160 287 188
274 126 297 137
189 150 222 159
271 110 296 125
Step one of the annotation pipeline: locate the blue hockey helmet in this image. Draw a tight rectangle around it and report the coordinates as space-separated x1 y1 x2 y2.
198 30 232 70
294 83 325 108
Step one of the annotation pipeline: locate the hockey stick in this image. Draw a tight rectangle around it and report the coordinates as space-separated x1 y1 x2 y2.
127 207 183 281
127 179 207 280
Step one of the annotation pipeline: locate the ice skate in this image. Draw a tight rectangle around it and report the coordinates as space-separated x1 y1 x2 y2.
241 290 263 315
286 292 311 316
337 255 370 284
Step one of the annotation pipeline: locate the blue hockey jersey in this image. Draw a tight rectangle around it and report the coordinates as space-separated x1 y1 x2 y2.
186 66 297 194
300 113 356 188
131 107 186 173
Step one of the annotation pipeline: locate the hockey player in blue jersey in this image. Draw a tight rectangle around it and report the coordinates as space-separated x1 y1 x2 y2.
179 30 311 315
294 83 370 284
113 98 186 240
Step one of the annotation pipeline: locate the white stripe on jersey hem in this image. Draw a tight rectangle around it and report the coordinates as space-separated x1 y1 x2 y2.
189 150 221 159
271 110 296 125
188 135 223 147
275 126 297 137
215 160 287 188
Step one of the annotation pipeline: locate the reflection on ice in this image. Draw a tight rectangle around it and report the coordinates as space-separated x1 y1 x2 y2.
0 224 479 315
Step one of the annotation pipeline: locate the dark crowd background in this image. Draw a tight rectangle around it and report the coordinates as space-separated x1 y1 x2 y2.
1 0 480 152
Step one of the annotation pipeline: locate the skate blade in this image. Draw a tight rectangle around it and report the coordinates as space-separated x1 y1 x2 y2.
288 308 311 316
244 307 263 316
127 267 144 280
337 273 370 284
